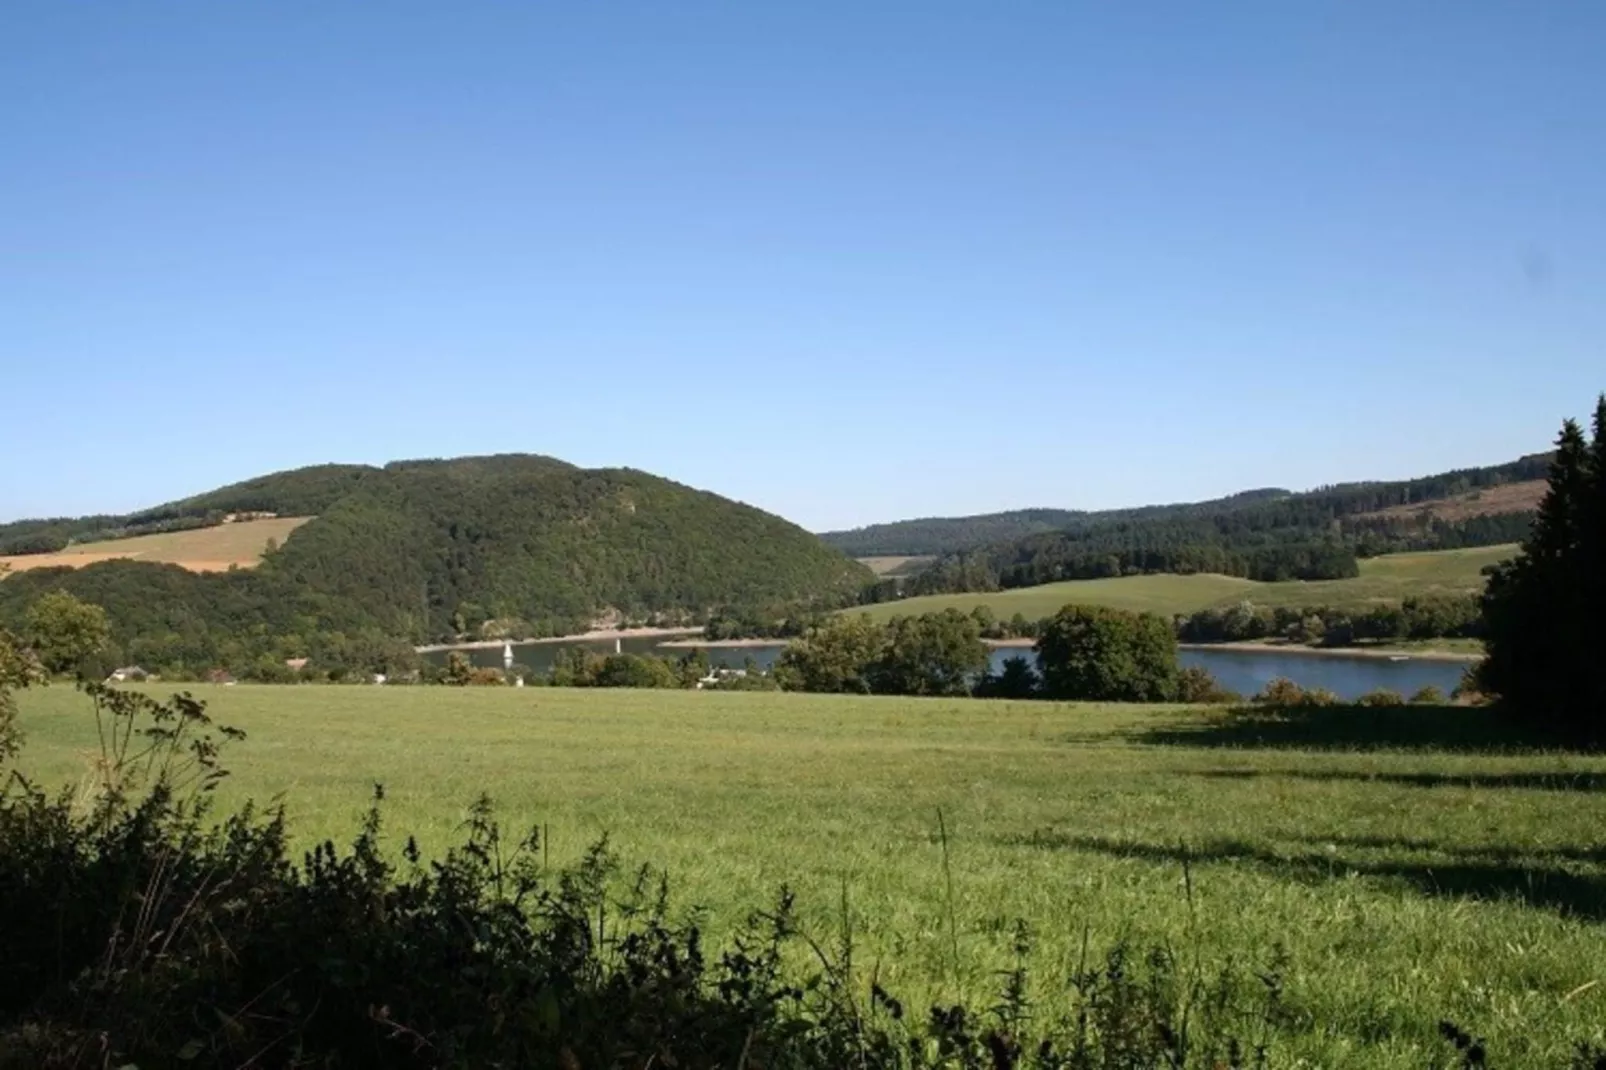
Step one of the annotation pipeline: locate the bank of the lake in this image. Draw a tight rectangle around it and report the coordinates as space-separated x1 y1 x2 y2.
1179 640 1481 663
421 632 1473 700
417 626 699 654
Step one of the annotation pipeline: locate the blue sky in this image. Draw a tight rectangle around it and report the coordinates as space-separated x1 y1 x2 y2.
3 2 1602 532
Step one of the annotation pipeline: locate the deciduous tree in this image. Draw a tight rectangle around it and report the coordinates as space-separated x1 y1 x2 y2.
25 591 110 676
869 610 988 696
774 615 884 694
1034 604 1178 702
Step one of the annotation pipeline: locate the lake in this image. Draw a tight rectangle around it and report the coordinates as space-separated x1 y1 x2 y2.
422 636 1471 700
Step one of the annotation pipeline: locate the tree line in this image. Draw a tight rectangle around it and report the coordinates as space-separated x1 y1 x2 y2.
1175 596 1482 646
10 573 1493 688
851 454 1546 603
825 453 1548 558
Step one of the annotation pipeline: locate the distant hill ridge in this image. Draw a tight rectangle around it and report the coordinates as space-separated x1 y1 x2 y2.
0 455 871 669
822 454 1549 558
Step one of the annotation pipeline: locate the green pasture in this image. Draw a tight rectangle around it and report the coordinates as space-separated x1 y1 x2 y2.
854 544 1518 622
11 681 1605 1066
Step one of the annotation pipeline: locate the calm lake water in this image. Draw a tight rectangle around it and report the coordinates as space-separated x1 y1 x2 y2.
423 637 1469 700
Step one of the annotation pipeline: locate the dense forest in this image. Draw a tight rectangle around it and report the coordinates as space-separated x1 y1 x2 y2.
0 456 871 675
821 491 1289 558
854 454 1547 600
824 454 1548 558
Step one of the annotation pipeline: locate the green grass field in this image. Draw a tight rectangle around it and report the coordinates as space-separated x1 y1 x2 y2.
12 682 1606 1065
854 544 1518 622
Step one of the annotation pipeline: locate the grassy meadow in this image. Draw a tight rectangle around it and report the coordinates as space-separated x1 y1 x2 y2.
855 544 1517 622
0 516 308 574
12 682 1606 1065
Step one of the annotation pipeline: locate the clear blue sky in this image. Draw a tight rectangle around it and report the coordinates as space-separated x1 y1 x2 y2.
3 2 1602 532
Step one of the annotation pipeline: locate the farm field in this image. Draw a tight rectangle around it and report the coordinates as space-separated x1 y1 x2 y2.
0 516 309 574
854 544 1518 622
857 554 936 577
12 683 1606 1065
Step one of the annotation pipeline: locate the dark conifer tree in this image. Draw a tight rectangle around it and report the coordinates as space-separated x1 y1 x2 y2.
1478 407 1601 743
1585 395 1606 715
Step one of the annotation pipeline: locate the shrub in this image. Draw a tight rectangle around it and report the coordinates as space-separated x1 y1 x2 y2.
1409 685 1447 705
1253 678 1340 708
1176 665 1241 705
1452 665 1492 705
1358 688 1406 707
1253 677 1306 707
973 654 1040 699
592 653 681 688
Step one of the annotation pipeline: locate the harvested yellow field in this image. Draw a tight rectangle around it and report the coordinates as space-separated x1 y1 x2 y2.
856 554 935 577
0 517 310 574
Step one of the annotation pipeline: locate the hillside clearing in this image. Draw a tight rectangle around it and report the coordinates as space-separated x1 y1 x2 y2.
853 544 1518 621
1358 479 1546 522
0 516 309 574
11 684 1606 1066
856 554 935 576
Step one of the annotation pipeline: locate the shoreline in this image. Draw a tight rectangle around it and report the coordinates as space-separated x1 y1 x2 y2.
420 630 1480 663
1177 641 1481 663
660 636 782 649
416 626 701 654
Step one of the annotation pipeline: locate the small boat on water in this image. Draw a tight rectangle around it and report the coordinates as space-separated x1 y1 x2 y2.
1387 655 1410 662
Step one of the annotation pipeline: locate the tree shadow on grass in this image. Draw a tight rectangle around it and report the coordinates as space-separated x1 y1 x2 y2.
1005 832 1606 921
1289 834 1606 867
1188 768 1606 792
1135 703 1569 753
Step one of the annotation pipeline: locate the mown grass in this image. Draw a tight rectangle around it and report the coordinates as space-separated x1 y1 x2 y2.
0 516 309 574
12 683 1606 1065
854 544 1518 622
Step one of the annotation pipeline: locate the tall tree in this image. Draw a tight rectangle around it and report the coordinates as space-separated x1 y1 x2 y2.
0 627 44 763
774 615 885 694
869 611 989 696
1034 604 1179 703
1586 395 1606 719
25 591 111 677
1478 408 1603 742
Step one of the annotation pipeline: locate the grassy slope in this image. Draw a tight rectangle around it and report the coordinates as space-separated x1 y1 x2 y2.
853 544 1517 621
0 517 310 574
13 683 1606 1066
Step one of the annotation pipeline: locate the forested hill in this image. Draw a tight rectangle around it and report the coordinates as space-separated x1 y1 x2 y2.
822 491 1289 558
0 456 871 673
0 455 583 553
847 454 1550 597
